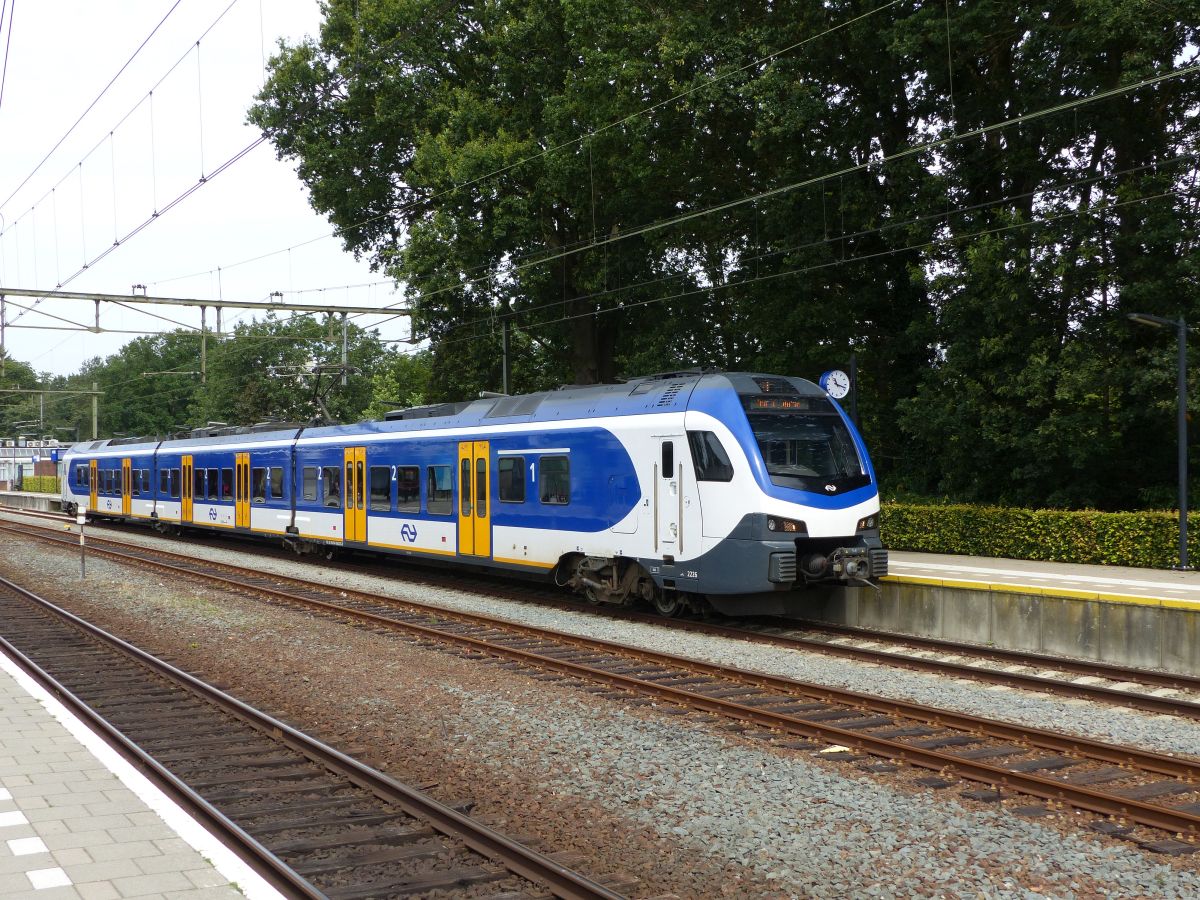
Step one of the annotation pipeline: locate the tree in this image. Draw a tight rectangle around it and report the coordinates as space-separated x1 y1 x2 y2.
249 0 1200 510
73 332 204 439
190 314 388 426
0 352 44 436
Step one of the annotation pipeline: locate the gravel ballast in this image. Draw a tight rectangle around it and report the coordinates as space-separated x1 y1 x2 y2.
1 515 1197 898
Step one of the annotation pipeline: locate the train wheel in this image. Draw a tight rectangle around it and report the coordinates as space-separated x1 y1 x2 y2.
652 591 686 618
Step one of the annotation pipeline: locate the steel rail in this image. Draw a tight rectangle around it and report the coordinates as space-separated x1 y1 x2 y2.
784 619 1200 693
7 520 1200 778
593 609 1200 719
10 509 1199 718
0 577 324 900
0 573 626 900
6 524 1200 839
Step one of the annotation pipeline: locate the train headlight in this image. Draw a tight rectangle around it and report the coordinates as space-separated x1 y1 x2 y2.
856 515 877 531
767 516 806 534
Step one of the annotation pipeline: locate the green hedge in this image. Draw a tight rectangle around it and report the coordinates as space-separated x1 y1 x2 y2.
20 476 60 494
881 502 1196 569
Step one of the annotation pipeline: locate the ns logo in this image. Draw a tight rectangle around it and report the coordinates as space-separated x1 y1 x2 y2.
400 523 419 543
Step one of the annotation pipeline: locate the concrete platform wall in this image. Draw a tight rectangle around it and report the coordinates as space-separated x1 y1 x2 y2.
0 490 60 512
802 583 1200 677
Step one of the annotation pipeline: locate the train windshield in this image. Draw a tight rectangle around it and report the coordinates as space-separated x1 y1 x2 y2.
745 402 868 493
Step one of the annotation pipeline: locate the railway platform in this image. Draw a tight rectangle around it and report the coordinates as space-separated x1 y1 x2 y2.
0 648 281 899
806 551 1200 677
0 491 59 514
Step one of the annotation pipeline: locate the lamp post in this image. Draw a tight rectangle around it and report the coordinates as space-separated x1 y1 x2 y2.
1128 312 1192 569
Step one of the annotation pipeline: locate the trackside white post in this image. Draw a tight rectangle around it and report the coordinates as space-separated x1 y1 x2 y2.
77 504 87 579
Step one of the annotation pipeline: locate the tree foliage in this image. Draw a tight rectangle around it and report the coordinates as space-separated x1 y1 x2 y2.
4 317 396 442
10 1 1197 513
248 0 1200 510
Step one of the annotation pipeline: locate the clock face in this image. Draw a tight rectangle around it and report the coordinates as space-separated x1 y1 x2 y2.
821 369 851 399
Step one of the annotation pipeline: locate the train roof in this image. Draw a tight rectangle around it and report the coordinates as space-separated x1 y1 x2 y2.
301 370 825 438
67 371 827 453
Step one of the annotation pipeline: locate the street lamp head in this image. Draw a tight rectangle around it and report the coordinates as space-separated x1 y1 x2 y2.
1127 312 1177 329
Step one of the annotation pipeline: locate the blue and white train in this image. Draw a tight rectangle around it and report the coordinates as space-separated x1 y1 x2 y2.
59 371 886 616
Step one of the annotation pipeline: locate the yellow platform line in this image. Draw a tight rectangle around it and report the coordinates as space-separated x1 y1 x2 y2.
883 574 1199 610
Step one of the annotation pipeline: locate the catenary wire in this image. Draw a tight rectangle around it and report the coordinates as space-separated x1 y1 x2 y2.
0 0 15 116
1 0 242 237
391 62 1200 315
425 152 1200 342
0 0 183 216
395 183 1194 361
144 0 907 291
8 181 1187 432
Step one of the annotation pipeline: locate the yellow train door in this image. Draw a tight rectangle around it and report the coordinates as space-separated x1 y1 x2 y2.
89 459 97 511
121 459 131 516
343 447 366 542
235 453 251 528
457 441 490 558
181 455 193 524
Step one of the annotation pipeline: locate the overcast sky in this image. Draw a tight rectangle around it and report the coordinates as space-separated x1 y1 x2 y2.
0 0 406 378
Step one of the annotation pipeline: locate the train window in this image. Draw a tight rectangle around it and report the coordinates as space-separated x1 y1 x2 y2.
539 456 570 505
269 467 285 500
101 470 111 494
251 468 267 503
131 472 140 496
194 469 206 501
322 466 342 507
302 467 318 502
369 466 391 511
160 469 169 495
427 465 451 515
397 466 420 512
206 469 219 500
476 458 487 518
687 431 734 482
662 442 674 476
170 469 181 499
141 470 151 495
221 468 233 500
460 459 472 515
498 457 524 503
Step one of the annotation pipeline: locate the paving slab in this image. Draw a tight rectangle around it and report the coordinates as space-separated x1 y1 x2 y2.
0 649 283 899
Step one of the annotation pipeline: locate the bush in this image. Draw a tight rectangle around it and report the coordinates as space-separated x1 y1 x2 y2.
882 502 1194 569
20 476 60 494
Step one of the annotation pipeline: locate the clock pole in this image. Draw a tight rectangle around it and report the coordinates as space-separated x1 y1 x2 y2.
849 353 858 426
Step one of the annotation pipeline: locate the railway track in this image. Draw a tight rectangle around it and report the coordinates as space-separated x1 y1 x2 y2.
9 508 1200 721
3 518 1199 854
0 573 632 899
